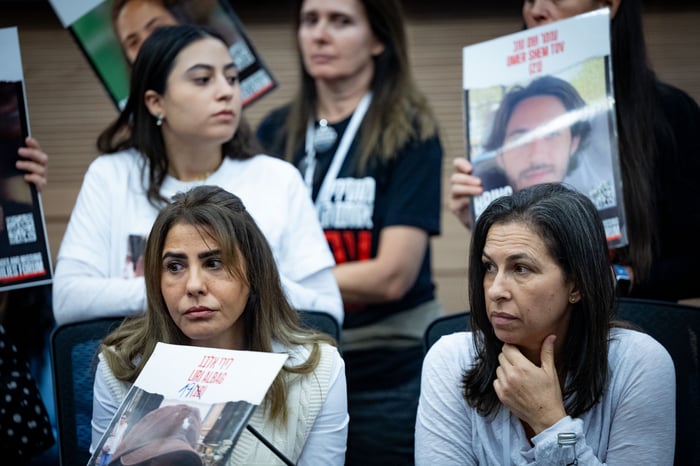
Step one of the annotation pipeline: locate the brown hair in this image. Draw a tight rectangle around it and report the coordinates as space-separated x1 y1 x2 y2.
96 25 260 208
281 0 439 172
101 185 333 423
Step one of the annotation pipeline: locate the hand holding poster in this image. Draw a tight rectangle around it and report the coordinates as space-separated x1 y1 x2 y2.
48 0 276 109
463 8 627 247
88 342 287 466
0 27 53 292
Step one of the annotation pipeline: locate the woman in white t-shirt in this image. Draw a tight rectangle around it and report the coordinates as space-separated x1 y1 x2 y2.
53 25 342 326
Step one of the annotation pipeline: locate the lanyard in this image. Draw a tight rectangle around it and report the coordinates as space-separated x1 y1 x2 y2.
303 92 373 206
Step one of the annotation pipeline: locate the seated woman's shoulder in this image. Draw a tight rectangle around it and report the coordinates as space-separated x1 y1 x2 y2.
425 331 474 368
311 341 342 361
608 327 673 368
282 340 342 365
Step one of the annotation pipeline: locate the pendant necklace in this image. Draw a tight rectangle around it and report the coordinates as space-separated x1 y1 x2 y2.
313 118 338 152
304 92 373 203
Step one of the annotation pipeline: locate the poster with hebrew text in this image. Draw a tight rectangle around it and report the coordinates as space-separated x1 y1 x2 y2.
463 9 627 247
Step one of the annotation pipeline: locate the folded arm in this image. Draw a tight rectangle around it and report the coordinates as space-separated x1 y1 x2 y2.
333 226 427 304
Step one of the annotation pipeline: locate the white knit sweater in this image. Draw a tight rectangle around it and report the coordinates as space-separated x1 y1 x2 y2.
97 342 338 465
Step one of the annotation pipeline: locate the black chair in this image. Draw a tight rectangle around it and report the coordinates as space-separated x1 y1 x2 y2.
50 317 124 466
298 309 341 344
50 310 340 466
615 297 700 466
423 311 470 353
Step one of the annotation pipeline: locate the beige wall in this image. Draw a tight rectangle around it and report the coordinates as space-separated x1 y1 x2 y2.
2 4 699 313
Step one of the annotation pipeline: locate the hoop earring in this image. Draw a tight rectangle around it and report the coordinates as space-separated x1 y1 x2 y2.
156 113 163 127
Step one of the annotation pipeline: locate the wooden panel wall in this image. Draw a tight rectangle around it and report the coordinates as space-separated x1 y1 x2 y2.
2 3 699 313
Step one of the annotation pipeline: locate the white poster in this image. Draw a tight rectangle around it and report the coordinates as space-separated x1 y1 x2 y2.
463 9 627 247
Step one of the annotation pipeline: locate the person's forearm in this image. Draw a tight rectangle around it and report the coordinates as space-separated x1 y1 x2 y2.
279 269 343 324
333 259 416 304
333 226 427 305
53 259 146 325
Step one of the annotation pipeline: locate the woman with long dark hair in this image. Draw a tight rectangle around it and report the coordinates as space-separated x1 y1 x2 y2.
256 0 442 463
417 183 675 464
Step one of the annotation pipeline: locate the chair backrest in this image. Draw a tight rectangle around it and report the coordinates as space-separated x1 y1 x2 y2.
423 311 470 353
50 311 338 466
298 309 341 344
50 317 124 466
615 297 700 466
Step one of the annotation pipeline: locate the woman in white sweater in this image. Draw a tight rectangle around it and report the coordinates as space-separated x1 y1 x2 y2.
92 185 348 465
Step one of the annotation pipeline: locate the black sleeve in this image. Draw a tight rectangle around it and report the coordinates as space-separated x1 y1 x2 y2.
632 82 700 300
255 105 290 158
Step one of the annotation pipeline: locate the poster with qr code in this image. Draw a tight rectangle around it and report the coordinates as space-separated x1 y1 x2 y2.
48 0 276 110
462 9 628 248
0 27 53 292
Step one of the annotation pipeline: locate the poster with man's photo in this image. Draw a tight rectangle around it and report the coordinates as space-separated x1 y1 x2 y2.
0 27 53 292
48 0 276 109
88 342 287 466
463 8 628 248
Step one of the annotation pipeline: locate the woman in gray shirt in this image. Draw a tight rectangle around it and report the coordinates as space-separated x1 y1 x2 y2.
416 183 675 465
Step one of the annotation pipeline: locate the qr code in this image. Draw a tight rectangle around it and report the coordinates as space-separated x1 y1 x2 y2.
229 40 255 70
589 181 616 209
603 217 621 239
241 69 273 102
6 213 37 245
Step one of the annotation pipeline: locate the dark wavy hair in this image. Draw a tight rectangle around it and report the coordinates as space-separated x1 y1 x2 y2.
607 0 667 284
96 24 259 207
484 75 591 172
101 185 333 423
463 183 616 418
